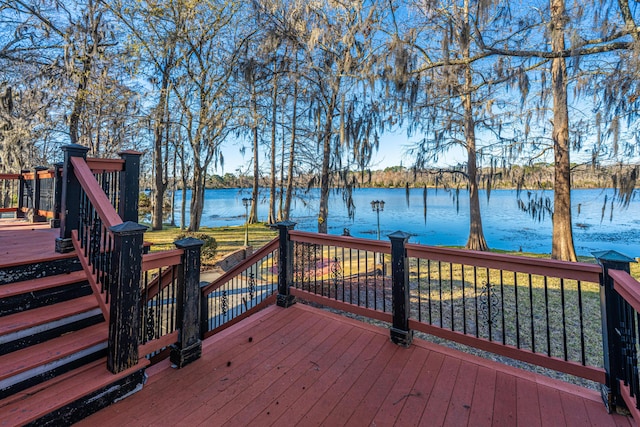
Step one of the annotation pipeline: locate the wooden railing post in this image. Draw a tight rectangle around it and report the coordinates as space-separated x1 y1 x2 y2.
389 231 413 347
276 221 296 308
172 237 204 368
108 221 146 374
595 250 635 413
51 162 63 228
31 166 47 222
16 169 28 219
56 144 89 253
118 150 142 223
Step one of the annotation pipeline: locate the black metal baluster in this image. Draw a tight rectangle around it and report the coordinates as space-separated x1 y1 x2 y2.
577 280 586 365
500 270 506 345
473 266 478 337
438 261 443 328
529 273 535 353
449 262 454 330
487 268 493 341
514 272 521 349
560 278 567 360
417 260 422 323
427 260 432 324
544 276 551 356
461 264 466 335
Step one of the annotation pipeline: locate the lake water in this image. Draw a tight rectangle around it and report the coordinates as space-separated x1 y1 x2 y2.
172 187 640 257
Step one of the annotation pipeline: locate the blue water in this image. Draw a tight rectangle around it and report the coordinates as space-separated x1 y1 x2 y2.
171 187 640 257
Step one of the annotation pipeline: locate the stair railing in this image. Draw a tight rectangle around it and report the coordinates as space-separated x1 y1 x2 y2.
55 144 203 373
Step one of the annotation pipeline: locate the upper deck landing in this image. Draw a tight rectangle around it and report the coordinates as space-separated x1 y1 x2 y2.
0 219 73 269
79 303 632 427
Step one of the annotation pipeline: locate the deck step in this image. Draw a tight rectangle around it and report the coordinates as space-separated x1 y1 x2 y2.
0 357 149 427
0 270 90 316
0 295 102 355
0 270 87 299
0 323 108 399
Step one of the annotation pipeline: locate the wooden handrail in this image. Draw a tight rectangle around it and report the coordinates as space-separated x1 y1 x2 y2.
36 169 56 179
289 230 391 253
406 243 602 283
86 157 125 173
70 157 122 228
142 249 183 271
0 173 20 180
201 238 279 296
611 269 640 313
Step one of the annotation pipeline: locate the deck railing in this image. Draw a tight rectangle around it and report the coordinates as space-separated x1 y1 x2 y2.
243 222 640 415
0 173 20 214
0 167 60 222
200 238 279 338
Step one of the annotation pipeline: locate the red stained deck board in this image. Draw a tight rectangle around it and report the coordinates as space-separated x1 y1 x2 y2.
371 344 431 425
0 294 97 335
0 270 86 299
420 356 462 426
205 317 349 425
583 397 633 427
0 323 107 381
492 371 517 427
88 305 312 425
344 343 416 426
77 304 634 427
395 350 446 426
319 335 400 426
561 392 593 427
288 333 387 426
0 221 73 268
516 376 542 426
141 307 329 426
219 325 367 426
443 361 479 426
468 366 497 427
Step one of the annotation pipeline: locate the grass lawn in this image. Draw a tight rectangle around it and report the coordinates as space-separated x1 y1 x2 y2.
141 222 278 262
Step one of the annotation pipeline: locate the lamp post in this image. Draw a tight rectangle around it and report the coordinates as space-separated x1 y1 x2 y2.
242 197 252 246
371 200 385 264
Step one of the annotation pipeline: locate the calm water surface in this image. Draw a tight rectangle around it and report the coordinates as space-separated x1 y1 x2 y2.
173 188 640 257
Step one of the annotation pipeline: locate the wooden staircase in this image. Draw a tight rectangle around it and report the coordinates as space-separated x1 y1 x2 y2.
0 250 148 426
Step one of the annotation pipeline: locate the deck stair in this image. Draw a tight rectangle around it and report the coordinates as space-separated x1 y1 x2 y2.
0 254 148 426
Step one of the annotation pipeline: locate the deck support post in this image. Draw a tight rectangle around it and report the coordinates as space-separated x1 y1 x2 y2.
276 221 296 308
31 166 47 223
51 163 63 228
172 237 204 368
595 250 635 413
108 221 146 374
389 231 413 347
56 144 89 253
118 150 142 223
16 169 28 219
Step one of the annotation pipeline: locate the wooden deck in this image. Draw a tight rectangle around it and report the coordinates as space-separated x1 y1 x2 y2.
0 219 72 268
79 303 632 427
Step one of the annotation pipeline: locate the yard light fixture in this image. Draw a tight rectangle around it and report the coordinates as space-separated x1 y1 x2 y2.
242 197 252 246
371 200 385 265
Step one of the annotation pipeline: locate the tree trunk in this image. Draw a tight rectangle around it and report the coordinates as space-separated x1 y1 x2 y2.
179 143 188 231
550 0 577 261
283 78 299 221
151 70 171 230
462 0 488 251
188 164 204 231
318 93 337 234
249 88 259 224
268 68 278 225
69 56 92 145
